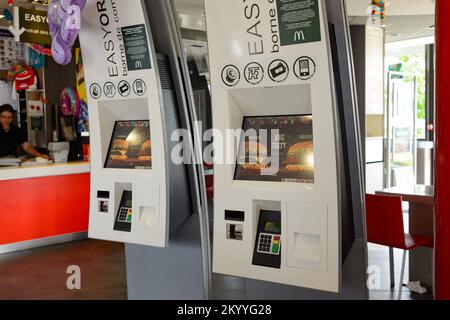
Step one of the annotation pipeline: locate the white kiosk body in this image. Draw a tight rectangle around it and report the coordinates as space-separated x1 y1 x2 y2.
80 0 175 247
205 0 367 295
80 0 211 299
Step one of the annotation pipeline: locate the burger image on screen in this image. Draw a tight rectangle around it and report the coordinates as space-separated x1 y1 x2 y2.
284 142 314 171
138 140 152 161
238 141 268 170
110 139 129 160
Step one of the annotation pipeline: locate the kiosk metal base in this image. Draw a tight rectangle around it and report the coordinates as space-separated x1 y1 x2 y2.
125 213 205 300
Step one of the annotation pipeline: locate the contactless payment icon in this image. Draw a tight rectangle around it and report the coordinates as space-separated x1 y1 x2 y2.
294 56 317 80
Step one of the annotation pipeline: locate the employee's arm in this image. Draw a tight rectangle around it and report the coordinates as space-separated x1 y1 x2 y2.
21 142 50 160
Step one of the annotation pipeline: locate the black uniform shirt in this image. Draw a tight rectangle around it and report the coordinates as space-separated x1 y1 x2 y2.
0 125 27 157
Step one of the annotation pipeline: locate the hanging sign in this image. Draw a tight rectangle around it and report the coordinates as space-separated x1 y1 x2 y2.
10 7 52 45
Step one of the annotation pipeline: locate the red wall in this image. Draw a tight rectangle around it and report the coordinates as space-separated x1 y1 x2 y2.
434 0 450 300
0 173 90 245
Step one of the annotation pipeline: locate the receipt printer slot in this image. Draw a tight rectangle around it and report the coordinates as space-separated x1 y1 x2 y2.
225 210 245 222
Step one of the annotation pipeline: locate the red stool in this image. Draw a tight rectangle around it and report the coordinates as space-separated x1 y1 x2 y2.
365 194 434 300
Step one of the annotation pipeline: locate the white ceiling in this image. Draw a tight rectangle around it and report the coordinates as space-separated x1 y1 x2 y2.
173 0 436 16
346 0 435 16
348 14 435 42
0 1 436 51
173 0 205 15
346 0 435 43
173 0 436 44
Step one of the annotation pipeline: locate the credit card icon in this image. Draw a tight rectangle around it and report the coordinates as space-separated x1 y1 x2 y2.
118 81 131 97
270 62 287 79
119 82 129 94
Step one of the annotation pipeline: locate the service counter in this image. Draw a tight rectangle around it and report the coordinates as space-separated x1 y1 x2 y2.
0 161 91 254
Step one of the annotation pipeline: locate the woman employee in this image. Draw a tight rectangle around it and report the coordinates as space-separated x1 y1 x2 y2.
0 104 50 159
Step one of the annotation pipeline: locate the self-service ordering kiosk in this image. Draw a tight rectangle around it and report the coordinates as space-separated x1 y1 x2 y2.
80 0 211 299
205 0 367 298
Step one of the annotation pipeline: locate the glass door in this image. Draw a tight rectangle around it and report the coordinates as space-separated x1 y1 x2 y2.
386 71 417 187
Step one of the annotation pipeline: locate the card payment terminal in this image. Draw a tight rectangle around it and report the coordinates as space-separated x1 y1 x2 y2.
252 210 281 269
114 191 133 232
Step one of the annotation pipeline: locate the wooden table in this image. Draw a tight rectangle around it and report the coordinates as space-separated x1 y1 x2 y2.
375 185 434 289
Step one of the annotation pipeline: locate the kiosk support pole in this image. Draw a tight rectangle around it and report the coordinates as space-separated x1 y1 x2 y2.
434 0 450 300
165 0 212 299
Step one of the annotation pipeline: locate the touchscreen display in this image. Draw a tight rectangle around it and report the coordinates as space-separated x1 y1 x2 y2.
105 120 152 170
234 115 314 183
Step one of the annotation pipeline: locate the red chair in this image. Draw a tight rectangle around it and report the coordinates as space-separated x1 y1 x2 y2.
365 194 434 300
204 163 214 200
205 174 214 200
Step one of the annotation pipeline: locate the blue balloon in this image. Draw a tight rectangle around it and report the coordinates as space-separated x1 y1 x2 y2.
3 9 13 22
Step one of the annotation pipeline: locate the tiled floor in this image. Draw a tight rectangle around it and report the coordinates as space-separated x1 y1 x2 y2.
0 234 433 300
0 240 127 300
0 238 247 300
212 274 246 300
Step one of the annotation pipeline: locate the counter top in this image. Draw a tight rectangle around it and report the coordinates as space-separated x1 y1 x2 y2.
0 161 90 181
375 184 434 205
